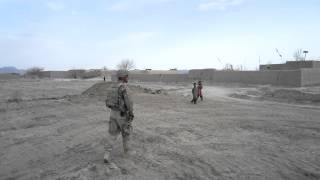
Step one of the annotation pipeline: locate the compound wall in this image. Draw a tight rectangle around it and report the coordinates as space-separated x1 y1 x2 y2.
116 69 303 86
260 61 320 71
312 61 320 68
214 71 300 86
82 70 101 79
39 70 101 79
111 68 320 87
0 73 20 80
50 71 72 78
40 71 72 78
188 69 215 80
260 63 287 71
189 69 301 86
129 74 190 83
301 68 320 86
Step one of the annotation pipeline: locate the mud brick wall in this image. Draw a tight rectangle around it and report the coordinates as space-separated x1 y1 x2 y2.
189 69 302 86
129 74 190 83
260 61 319 71
40 70 89 79
50 71 72 78
111 69 302 86
312 61 320 68
0 73 20 80
301 68 320 86
112 68 320 87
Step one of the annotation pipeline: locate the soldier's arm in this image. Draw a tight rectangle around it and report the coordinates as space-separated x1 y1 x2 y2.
120 86 133 115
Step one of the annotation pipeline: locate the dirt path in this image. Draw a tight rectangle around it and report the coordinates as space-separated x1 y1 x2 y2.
0 80 319 180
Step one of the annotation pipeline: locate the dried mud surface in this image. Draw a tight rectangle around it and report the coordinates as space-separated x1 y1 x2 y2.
230 85 320 105
0 79 320 180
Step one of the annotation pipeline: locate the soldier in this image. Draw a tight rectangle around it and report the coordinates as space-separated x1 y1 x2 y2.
191 82 198 104
197 80 203 101
104 70 134 164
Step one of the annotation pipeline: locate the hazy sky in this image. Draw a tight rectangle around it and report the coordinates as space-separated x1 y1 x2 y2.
1 0 320 70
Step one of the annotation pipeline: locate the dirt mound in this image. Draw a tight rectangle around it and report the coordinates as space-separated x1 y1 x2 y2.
82 82 167 97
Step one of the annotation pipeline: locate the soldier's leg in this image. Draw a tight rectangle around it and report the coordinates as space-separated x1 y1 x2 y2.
121 121 133 153
122 134 130 153
104 118 120 163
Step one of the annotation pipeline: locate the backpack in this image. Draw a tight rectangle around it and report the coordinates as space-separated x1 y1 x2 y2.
106 83 120 110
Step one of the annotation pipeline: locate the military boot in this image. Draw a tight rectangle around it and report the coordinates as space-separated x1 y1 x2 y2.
104 135 118 163
104 151 119 170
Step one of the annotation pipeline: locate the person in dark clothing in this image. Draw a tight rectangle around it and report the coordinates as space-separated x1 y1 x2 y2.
191 82 198 104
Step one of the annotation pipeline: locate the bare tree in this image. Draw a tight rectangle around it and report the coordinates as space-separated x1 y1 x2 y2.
117 59 135 70
26 67 44 77
102 66 108 76
223 63 233 71
234 65 245 71
293 48 304 61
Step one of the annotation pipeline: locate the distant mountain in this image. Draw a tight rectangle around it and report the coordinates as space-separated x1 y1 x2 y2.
0 66 25 74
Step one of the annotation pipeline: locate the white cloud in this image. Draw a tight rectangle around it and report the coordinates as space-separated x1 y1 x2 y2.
46 1 65 12
198 0 244 11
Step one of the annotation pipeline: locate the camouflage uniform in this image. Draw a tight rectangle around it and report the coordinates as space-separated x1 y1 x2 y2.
104 71 134 163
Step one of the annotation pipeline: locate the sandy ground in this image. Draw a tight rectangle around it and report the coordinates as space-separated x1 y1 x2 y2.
0 79 320 180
